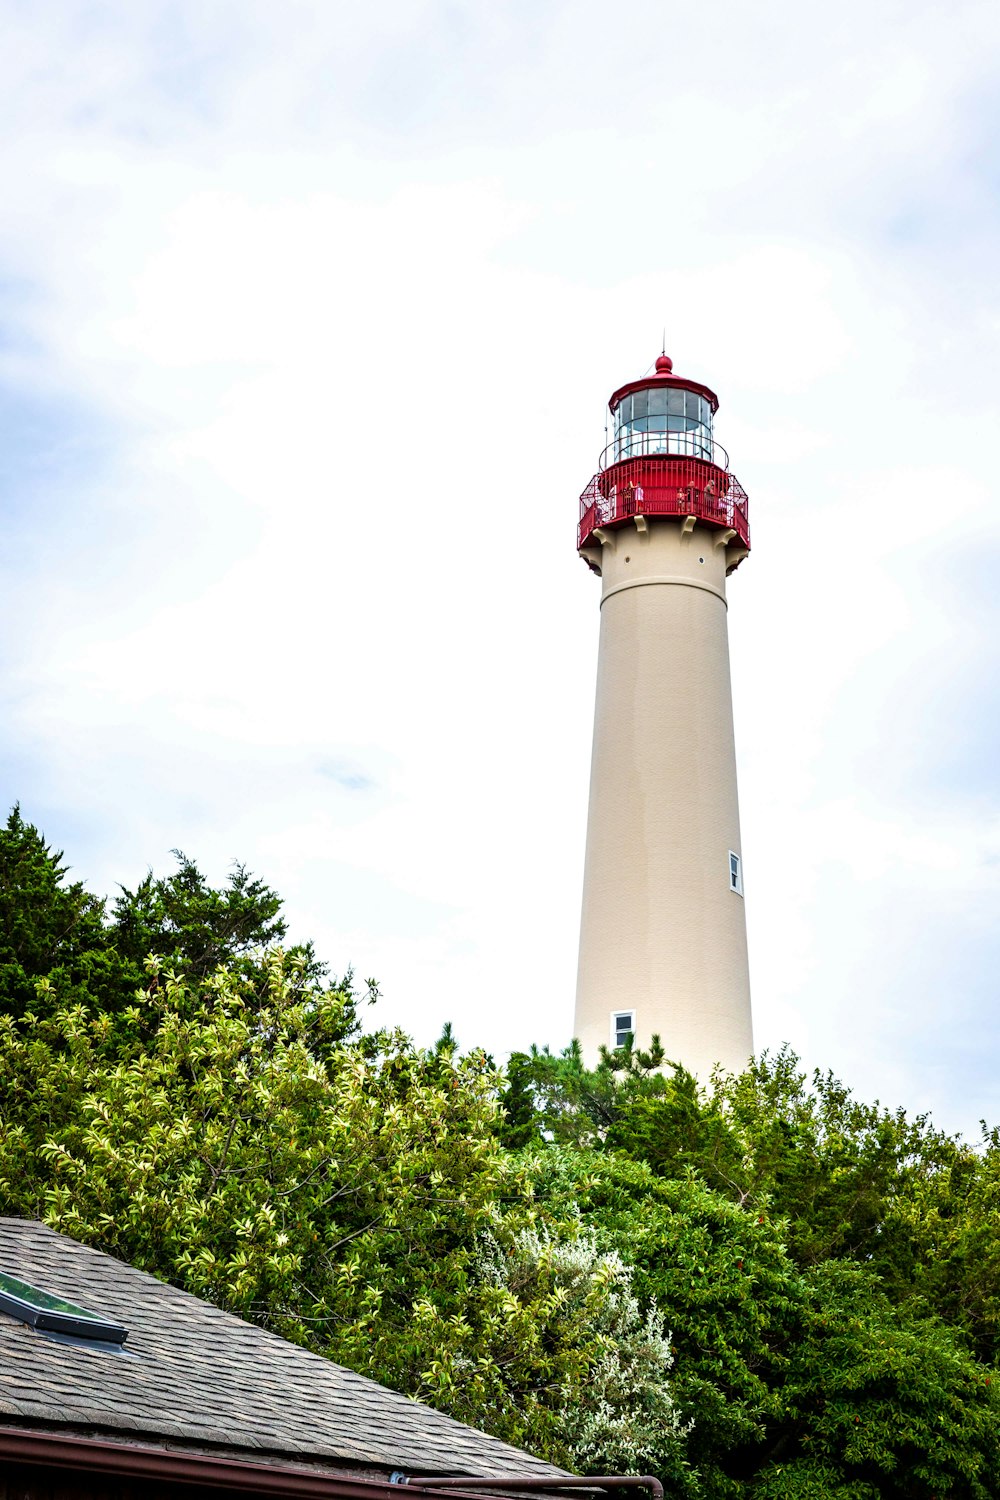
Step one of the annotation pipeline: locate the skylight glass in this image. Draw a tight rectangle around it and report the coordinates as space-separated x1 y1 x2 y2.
0 1271 127 1344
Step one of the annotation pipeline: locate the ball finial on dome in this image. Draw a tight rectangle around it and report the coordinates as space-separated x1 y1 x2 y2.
655 353 673 374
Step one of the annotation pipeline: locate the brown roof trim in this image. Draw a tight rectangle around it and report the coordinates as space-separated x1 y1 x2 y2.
0 1427 410 1498
404 1480 662 1500
0 1428 590 1500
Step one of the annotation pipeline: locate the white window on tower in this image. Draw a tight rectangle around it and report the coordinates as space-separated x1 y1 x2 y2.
729 851 744 896
611 1010 636 1049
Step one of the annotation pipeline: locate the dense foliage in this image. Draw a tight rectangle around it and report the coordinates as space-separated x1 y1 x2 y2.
2 806 1000 1497
0 807 333 1023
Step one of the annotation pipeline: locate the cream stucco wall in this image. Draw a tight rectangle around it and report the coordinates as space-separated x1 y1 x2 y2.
574 517 753 1078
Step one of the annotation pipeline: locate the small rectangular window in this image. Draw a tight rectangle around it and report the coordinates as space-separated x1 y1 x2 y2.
611 1010 635 1049
729 851 743 896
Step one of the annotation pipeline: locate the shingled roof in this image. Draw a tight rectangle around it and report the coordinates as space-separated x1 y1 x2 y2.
0 1216 567 1487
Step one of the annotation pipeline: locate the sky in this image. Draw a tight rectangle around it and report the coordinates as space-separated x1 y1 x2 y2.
0 0 999 1136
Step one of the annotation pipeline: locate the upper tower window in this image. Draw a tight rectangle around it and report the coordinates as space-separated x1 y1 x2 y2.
614 387 713 463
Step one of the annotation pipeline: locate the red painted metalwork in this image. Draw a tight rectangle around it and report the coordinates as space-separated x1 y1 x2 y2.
581 351 751 560
577 453 750 556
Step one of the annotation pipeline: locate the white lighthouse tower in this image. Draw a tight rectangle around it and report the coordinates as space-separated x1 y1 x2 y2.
574 349 754 1077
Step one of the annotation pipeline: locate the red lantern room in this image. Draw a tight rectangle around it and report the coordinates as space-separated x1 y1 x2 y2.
577 351 751 574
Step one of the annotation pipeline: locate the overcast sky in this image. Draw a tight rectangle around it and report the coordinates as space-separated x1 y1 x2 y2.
1 0 998 1135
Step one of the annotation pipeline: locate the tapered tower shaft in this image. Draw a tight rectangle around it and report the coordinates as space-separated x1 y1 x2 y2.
574 352 753 1074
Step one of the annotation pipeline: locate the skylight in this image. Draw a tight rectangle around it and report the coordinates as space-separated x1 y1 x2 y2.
0 1271 127 1345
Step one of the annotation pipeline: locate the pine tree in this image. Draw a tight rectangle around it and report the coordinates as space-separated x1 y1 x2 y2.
0 806 118 1018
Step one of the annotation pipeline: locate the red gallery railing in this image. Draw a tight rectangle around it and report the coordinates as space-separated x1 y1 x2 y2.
577 442 750 555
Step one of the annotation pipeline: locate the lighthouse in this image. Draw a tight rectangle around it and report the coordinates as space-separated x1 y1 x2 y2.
574 350 754 1078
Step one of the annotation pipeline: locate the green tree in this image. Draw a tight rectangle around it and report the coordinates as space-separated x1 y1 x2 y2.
0 955 684 1481
606 1048 1000 1367
528 1148 1000 1499
0 806 125 1020
498 1051 542 1149
6 806 1000 1494
759 1260 1000 1500
530 1148 796 1492
111 852 289 980
453 1225 691 1486
877 1123 1000 1364
701 1051 958 1269
0 806 338 1028
515 1035 673 1146
515 1041 985 1322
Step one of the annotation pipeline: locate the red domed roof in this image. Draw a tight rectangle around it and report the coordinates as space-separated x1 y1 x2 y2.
609 351 719 415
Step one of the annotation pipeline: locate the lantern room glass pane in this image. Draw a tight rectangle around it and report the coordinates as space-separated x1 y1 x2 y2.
612 383 714 463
